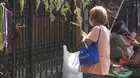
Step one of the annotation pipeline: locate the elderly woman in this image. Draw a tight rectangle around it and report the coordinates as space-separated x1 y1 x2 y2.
81 6 110 78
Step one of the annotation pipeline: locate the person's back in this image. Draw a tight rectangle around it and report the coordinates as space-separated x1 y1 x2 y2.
98 26 110 59
82 25 110 75
81 6 110 78
110 33 122 62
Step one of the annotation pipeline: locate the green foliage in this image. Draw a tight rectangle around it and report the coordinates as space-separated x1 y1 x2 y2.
60 6 69 20
54 0 62 11
81 0 90 10
36 0 40 12
19 0 25 15
18 0 90 22
50 12 55 22
44 0 49 11
49 0 55 12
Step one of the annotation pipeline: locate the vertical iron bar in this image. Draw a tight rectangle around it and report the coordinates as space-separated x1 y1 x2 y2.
71 0 74 51
28 0 33 78
12 0 16 77
136 1 138 32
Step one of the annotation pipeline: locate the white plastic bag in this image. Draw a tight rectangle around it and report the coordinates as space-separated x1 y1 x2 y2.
62 45 83 78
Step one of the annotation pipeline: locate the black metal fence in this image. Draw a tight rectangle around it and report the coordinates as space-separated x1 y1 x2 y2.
0 0 80 78
0 0 140 78
118 0 140 33
83 0 140 33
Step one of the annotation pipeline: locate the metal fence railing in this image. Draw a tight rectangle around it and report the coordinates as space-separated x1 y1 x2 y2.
0 0 79 78
0 0 140 78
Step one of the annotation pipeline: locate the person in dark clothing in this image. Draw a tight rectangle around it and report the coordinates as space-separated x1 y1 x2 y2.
110 20 139 65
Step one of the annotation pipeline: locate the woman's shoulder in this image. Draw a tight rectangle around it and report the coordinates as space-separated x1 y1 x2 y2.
100 25 110 34
92 25 106 31
90 26 101 33
92 26 100 30
91 25 110 34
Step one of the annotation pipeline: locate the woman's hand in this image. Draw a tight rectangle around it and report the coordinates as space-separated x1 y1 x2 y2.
81 31 87 41
128 60 139 65
131 39 138 45
77 35 86 50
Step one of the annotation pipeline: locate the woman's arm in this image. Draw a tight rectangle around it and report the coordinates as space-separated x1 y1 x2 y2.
121 54 139 65
117 46 139 65
119 35 131 47
85 38 96 47
78 35 95 49
113 35 126 50
132 42 140 47
85 26 101 47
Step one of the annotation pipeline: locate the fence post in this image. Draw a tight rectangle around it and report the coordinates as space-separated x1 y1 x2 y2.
12 0 16 77
28 0 33 78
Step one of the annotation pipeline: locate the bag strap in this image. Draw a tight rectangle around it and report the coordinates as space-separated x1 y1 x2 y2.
97 27 101 42
84 27 101 49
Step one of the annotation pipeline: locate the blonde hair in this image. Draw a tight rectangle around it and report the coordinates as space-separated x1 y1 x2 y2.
90 6 108 25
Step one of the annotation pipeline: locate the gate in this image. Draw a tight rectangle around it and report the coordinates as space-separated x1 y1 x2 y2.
0 0 79 78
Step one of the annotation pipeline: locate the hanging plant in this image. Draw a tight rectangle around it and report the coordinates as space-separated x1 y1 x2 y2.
44 0 49 11
70 0 91 26
49 0 56 22
49 0 55 12
59 0 72 21
81 0 90 11
70 0 82 26
50 12 55 22
54 0 62 11
60 5 69 21
36 0 40 12
65 1 72 13
42 0 90 22
19 0 25 15
70 5 82 26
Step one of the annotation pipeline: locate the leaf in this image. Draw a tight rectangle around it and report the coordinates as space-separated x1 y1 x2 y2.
50 12 55 22
70 22 79 26
19 0 25 15
74 5 81 17
55 0 62 11
65 1 72 13
50 0 53 4
60 6 69 20
81 0 90 10
53 0 57 6
49 1 55 12
36 0 40 12
74 0 77 6
61 0 64 2
44 0 49 11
